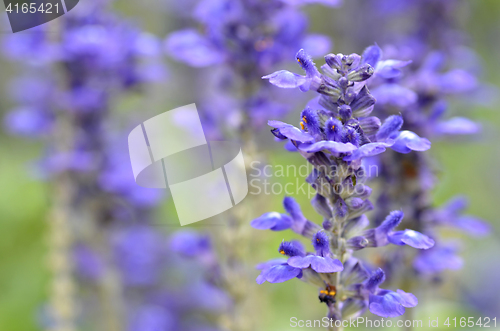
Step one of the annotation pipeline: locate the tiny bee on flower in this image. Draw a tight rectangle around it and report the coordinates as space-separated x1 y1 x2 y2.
318 284 336 305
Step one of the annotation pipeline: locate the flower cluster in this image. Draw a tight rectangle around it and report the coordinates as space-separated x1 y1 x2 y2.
252 48 435 322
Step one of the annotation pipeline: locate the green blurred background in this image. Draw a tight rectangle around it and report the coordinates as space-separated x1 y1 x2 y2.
1 0 500 330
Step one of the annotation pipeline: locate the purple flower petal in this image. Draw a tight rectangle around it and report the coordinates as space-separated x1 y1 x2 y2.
343 143 387 162
364 268 386 293
396 290 418 308
287 255 343 273
455 216 491 237
268 120 291 129
310 256 343 273
269 122 314 143
434 117 481 135
4 107 52 137
362 44 382 68
369 289 417 318
376 115 403 141
388 230 435 249
301 34 331 57
375 59 412 79
165 29 224 67
255 258 288 270
371 84 417 107
169 230 212 257
281 0 342 7
258 264 302 284
369 292 406 318
438 69 477 93
284 140 298 152
263 70 307 88
413 245 463 274
250 212 292 231
299 141 357 154
390 131 431 154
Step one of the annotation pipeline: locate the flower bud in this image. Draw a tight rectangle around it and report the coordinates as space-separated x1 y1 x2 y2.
338 105 352 121
317 83 341 99
321 64 341 80
325 53 342 70
312 194 333 219
347 236 369 250
347 64 374 82
350 86 375 117
338 77 349 89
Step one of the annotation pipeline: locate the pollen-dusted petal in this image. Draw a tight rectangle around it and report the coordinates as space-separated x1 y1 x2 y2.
312 231 330 256
279 126 315 143
295 49 319 78
325 117 343 141
278 241 306 257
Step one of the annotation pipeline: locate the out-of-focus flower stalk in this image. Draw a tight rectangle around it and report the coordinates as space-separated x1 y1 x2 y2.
46 62 124 331
45 21 78 331
48 172 76 331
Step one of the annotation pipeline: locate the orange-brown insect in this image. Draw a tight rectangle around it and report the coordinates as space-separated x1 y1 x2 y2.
319 284 336 305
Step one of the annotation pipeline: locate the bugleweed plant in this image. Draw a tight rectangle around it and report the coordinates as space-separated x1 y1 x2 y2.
252 48 437 329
